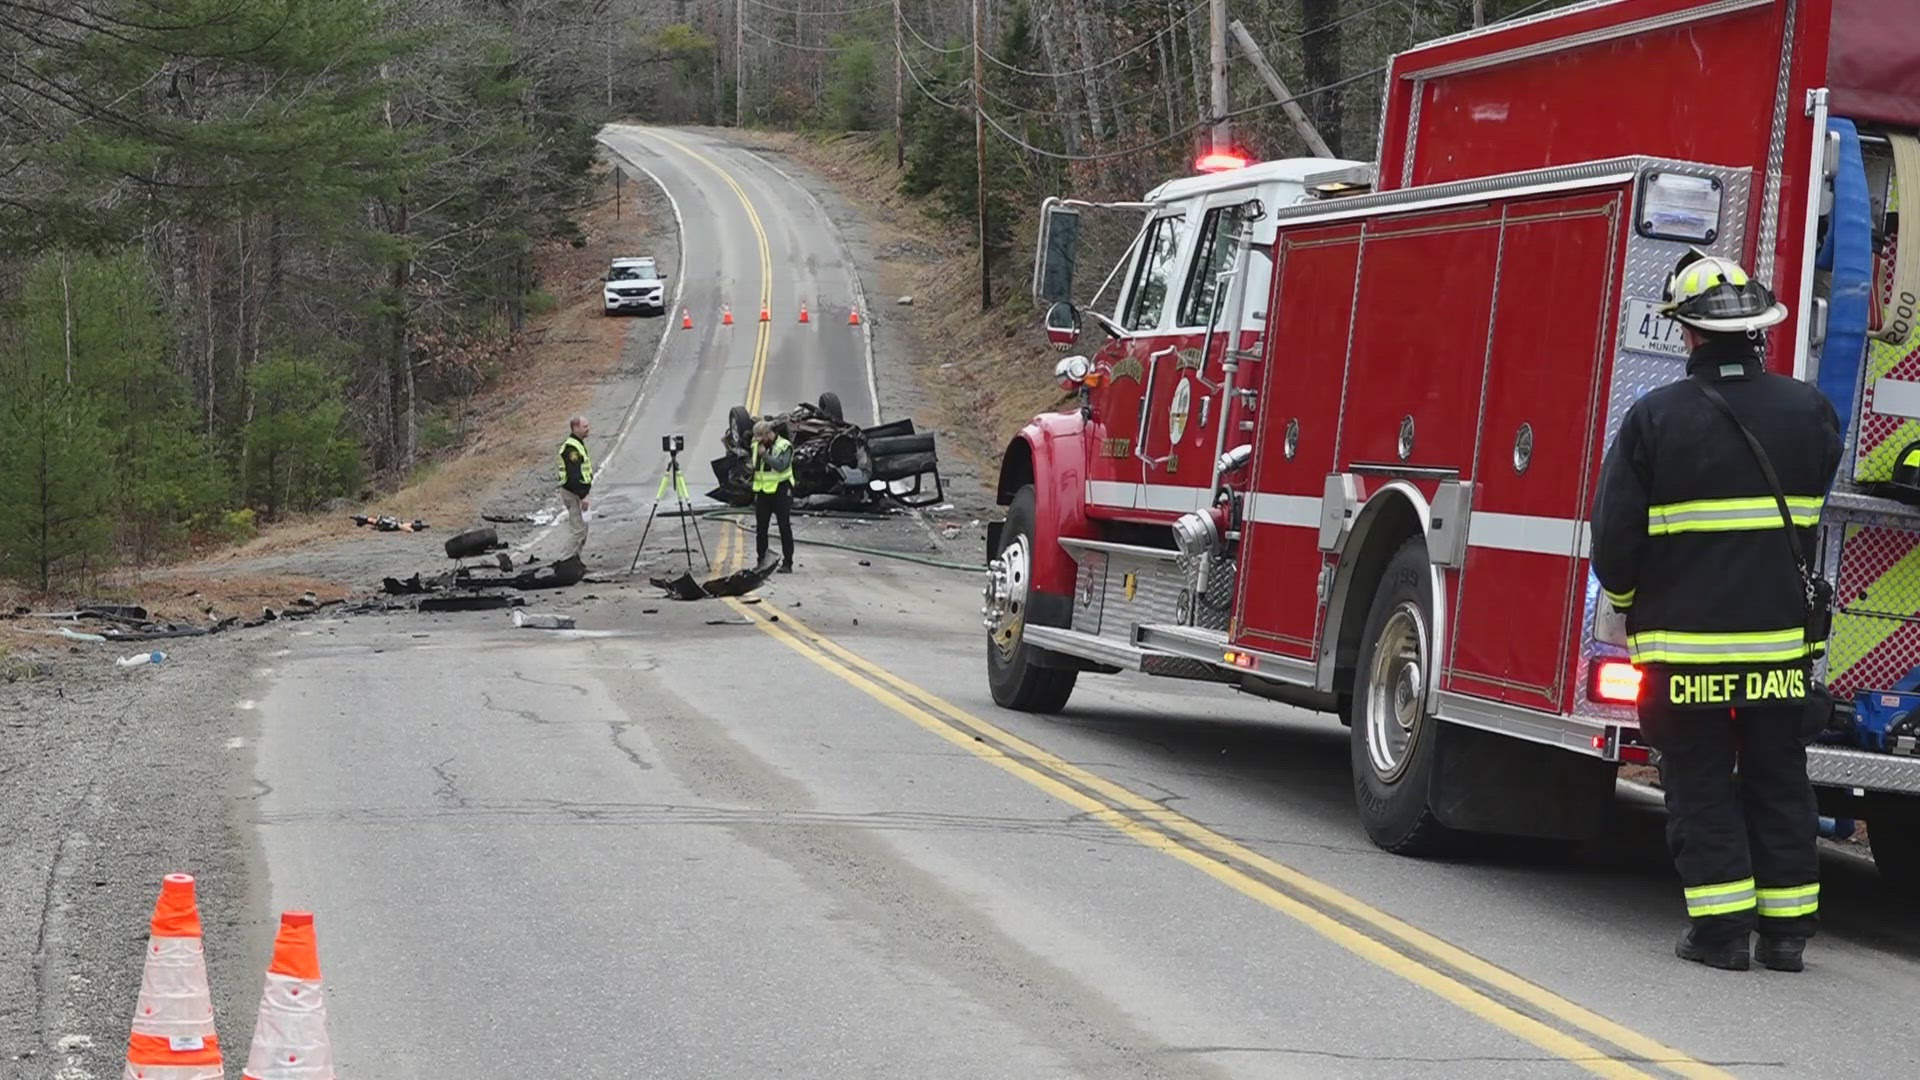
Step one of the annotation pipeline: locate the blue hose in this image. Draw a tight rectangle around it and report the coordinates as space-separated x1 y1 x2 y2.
1818 118 1873 427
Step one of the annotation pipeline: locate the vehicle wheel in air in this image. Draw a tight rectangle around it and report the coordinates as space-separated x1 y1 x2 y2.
444 526 499 560
1350 535 1453 855
1866 794 1920 890
985 484 1076 713
818 391 845 423
729 405 755 449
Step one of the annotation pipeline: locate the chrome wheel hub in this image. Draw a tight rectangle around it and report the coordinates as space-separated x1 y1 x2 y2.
1365 603 1429 783
983 535 1030 658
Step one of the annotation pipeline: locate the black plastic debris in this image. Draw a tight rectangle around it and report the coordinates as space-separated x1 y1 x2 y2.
419 594 520 612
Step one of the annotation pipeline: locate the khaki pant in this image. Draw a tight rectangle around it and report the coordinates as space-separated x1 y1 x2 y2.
559 489 589 562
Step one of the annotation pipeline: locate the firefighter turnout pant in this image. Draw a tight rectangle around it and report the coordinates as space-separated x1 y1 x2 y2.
1639 701 1820 942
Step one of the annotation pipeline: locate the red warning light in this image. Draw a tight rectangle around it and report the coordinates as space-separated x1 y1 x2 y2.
1591 661 1643 704
1196 151 1250 173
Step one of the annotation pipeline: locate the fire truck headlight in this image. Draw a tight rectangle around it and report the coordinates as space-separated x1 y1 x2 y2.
1054 355 1092 388
1217 444 1253 475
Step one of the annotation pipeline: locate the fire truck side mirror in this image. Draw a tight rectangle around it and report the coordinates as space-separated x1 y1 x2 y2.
1044 301 1082 349
1034 202 1081 304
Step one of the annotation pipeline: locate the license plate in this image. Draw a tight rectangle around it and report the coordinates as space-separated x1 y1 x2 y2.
1623 298 1689 358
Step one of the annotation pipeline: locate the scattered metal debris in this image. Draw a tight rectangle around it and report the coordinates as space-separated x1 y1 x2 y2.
353 515 430 532
420 594 521 612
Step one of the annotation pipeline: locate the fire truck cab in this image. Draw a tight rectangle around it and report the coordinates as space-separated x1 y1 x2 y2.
986 0 1920 873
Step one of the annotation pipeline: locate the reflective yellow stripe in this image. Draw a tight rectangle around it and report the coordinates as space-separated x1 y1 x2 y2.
1756 883 1819 918
1684 878 1756 917
1684 878 1756 899
1628 628 1813 665
1646 495 1822 535
1603 587 1636 609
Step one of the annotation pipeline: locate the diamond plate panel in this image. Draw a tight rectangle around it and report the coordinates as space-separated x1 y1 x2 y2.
1072 550 1107 636
1807 743 1920 794
1752 0 1796 284
1176 550 1237 632
1087 553 1187 646
1574 160 1755 716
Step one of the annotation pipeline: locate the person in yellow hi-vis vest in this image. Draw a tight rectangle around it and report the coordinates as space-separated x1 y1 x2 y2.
556 415 592 562
751 420 795 572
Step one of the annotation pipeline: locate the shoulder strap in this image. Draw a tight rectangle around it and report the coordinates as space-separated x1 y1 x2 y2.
1688 376 1808 571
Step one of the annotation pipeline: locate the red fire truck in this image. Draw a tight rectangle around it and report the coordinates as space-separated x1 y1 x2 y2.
985 0 1920 874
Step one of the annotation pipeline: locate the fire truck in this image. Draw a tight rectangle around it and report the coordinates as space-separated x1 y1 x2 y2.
983 0 1920 875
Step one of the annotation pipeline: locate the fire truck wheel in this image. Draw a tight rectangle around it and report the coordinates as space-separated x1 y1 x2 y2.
1350 536 1451 855
986 485 1077 713
1865 793 1920 889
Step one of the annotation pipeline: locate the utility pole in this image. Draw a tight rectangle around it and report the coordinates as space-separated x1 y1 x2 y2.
1209 0 1229 153
973 0 990 310
894 0 905 169
735 0 745 127
1473 0 1486 27
1229 20 1333 158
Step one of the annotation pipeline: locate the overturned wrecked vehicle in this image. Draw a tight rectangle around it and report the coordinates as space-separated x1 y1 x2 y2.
708 393 942 508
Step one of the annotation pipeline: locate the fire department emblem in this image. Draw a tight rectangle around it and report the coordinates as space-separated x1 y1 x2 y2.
1109 355 1144 384
1168 377 1193 445
1175 348 1204 371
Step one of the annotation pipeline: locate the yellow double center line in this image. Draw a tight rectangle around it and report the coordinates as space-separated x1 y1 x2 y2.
646 130 774 572
659 134 1728 1078
725 596 1735 1080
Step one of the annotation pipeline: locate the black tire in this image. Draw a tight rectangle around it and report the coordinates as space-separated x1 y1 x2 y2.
729 405 755 448
818 391 845 423
870 451 938 481
1349 536 1453 855
867 433 936 457
1866 794 1920 889
444 526 499 560
987 485 1077 713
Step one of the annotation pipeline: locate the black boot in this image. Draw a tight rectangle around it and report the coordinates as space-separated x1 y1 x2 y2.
1755 936 1806 972
778 561 793 574
1675 927 1750 971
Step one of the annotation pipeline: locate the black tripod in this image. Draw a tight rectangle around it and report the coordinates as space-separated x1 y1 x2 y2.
629 442 710 576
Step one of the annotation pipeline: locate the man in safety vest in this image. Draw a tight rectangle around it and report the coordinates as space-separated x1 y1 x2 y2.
1591 252 1842 972
751 420 795 572
557 415 593 562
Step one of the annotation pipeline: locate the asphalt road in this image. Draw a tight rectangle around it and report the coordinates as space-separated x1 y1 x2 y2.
244 128 1920 1079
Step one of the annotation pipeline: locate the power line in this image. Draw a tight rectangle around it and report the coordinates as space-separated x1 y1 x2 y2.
741 22 850 52
974 62 1388 162
744 0 891 15
898 9 966 55
976 2 1206 79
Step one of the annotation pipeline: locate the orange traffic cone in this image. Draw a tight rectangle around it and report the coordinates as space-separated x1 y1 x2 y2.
799 303 810 324
125 874 223 1080
759 303 770 322
680 308 693 330
848 309 861 326
722 305 734 326
242 912 333 1080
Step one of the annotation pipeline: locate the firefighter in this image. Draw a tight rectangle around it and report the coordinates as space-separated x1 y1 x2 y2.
751 420 796 572
557 415 592 562
1591 252 1842 972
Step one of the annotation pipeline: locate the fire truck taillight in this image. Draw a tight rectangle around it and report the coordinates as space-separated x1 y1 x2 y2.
1590 661 1643 704
1195 151 1250 173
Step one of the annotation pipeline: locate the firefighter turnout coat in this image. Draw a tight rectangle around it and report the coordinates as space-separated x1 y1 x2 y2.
1591 337 1843 710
